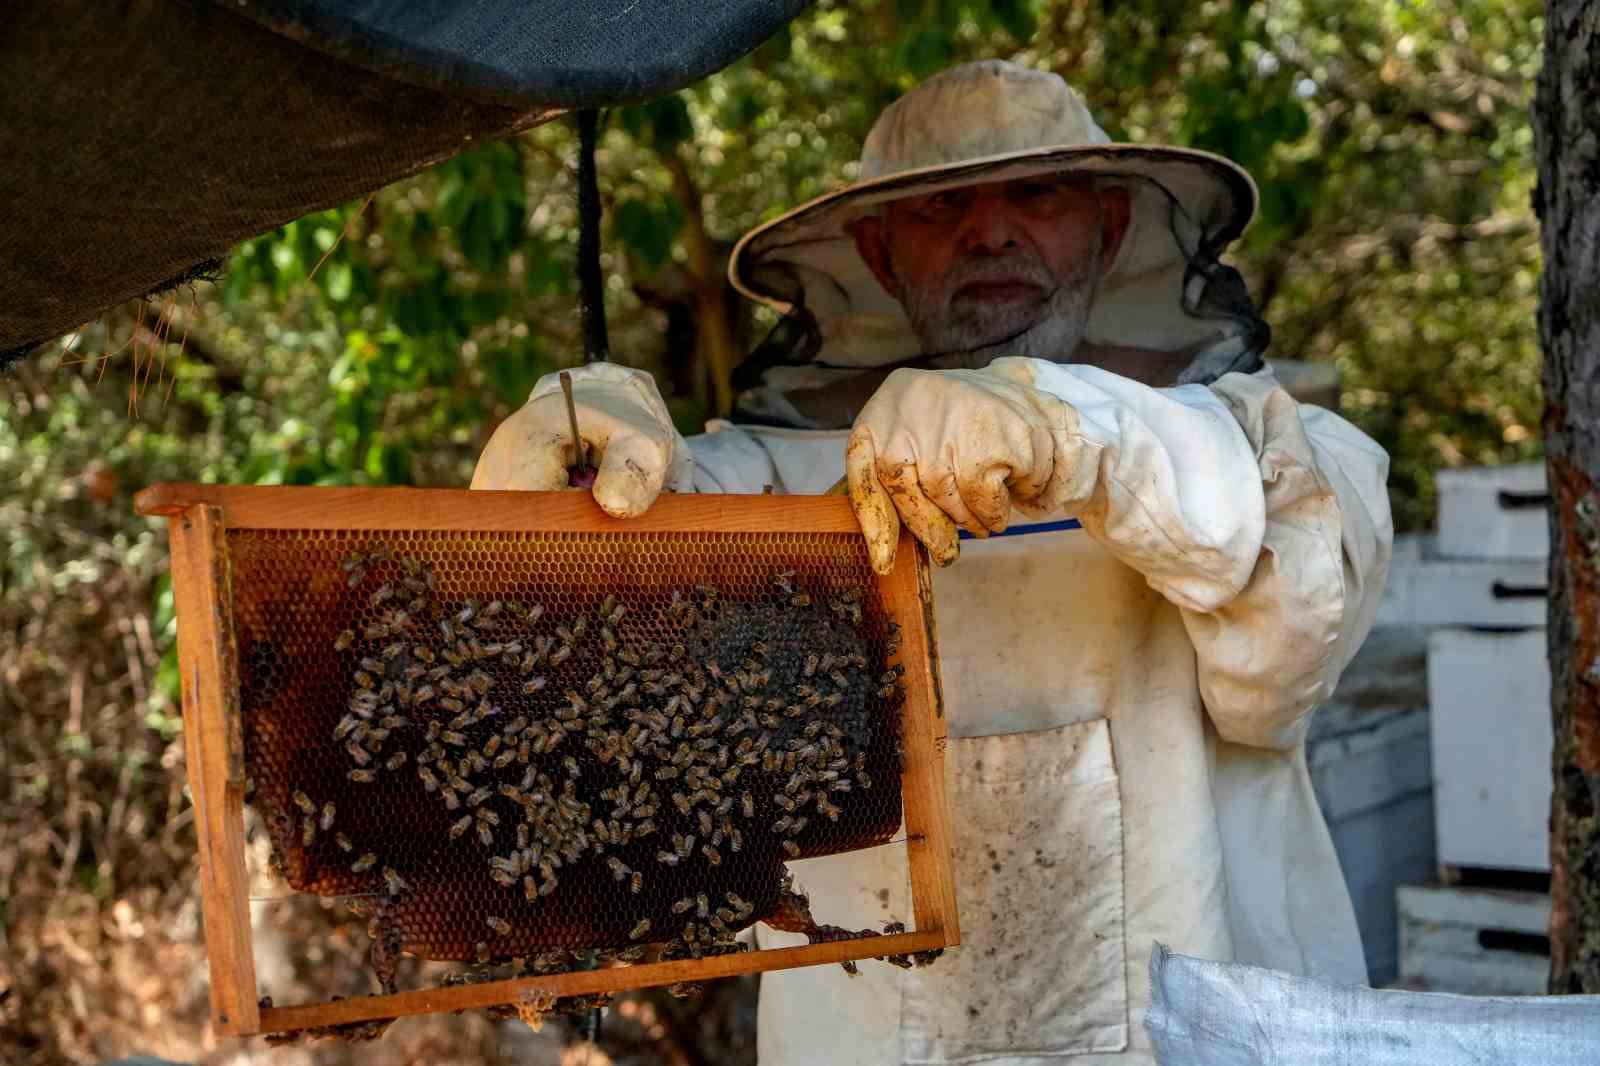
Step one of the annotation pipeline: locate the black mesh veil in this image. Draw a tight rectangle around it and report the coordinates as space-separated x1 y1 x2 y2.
0 0 810 368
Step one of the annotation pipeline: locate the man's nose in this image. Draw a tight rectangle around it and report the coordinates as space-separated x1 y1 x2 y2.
955 192 1025 255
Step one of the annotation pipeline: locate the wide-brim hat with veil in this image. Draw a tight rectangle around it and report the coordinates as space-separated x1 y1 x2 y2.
727 60 1270 393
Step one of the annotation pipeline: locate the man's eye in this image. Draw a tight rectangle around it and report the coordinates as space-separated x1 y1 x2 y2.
915 190 968 215
1014 182 1062 201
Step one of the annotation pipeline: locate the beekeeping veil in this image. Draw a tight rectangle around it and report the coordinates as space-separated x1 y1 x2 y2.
728 61 1267 408
0 0 808 368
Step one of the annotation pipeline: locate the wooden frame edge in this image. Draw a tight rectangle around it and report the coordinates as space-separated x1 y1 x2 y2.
134 483 865 534
888 537 960 947
260 930 945 1034
170 504 260 1035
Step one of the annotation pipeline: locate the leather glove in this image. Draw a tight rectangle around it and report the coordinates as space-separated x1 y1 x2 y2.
846 362 1081 574
471 364 691 518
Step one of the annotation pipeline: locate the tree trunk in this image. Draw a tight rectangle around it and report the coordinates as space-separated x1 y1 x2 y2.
664 153 739 418
1535 0 1600 995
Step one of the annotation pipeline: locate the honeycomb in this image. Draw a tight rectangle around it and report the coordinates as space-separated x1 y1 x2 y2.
231 528 906 966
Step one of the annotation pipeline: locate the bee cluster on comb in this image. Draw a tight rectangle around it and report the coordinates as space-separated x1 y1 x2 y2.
237 530 906 990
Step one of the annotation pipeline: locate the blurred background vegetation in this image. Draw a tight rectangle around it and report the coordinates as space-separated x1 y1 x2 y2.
0 1 1543 1062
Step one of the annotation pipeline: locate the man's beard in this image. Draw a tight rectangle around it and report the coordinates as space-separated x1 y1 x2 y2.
898 241 1102 370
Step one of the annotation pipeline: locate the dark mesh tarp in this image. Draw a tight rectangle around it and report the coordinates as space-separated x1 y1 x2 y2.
0 0 810 368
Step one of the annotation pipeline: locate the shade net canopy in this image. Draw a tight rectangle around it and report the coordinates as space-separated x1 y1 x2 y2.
0 0 811 368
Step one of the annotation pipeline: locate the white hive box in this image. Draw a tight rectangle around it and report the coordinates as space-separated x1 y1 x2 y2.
1427 628 1553 873
1398 884 1550 995
1434 462 1549 562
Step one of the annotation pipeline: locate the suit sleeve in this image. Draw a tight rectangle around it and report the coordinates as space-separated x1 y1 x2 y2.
1178 371 1392 749
1008 359 1392 750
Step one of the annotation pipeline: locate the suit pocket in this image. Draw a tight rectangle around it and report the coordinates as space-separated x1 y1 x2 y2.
901 717 1128 1063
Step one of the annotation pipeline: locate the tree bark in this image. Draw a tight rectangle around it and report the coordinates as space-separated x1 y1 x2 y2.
1535 0 1600 995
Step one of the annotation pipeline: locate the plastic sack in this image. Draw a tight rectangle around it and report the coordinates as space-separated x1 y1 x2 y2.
1146 943 1600 1066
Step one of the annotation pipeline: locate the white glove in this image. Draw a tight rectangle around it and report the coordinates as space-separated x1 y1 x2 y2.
471 364 692 518
846 363 1082 574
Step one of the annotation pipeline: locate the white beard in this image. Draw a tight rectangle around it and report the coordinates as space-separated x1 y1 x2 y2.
897 239 1103 371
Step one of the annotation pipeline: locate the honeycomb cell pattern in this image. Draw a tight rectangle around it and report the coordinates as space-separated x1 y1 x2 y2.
232 528 906 965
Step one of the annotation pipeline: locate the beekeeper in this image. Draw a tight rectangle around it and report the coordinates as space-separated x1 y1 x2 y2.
474 60 1392 1066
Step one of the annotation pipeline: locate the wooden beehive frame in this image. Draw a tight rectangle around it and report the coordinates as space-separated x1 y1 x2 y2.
135 483 958 1037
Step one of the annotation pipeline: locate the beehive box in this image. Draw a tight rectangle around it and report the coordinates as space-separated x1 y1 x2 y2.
135 484 957 1038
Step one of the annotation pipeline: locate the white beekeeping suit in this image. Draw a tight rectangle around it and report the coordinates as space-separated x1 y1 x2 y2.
475 61 1392 1066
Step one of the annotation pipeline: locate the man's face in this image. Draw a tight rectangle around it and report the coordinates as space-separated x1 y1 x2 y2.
852 176 1129 365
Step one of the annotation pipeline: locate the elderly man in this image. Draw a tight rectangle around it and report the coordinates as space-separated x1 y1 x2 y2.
475 60 1391 1066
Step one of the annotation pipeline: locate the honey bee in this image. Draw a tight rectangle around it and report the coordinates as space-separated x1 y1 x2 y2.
333 629 356 652
629 918 651 940
320 802 336 831
698 810 713 836
385 752 408 771
493 749 517 770
562 756 580 778
383 867 409 895
335 832 353 852
290 789 315 815
348 769 377 783
486 916 512 936
549 644 572 667
475 941 491 964
672 897 694 914
353 671 375 691
696 893 709 918
599 594 617 620
726 892 749 913
443 731 469 747
702 845 722 866
352 852 378 873
630 871 643 894
417 766 440 792
449 816 472 840
477 823 494 847
656 850 679 866
476 807 500 827
729 828 743 852
607 857 629 881
781 840 801 858
300 817 316 845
